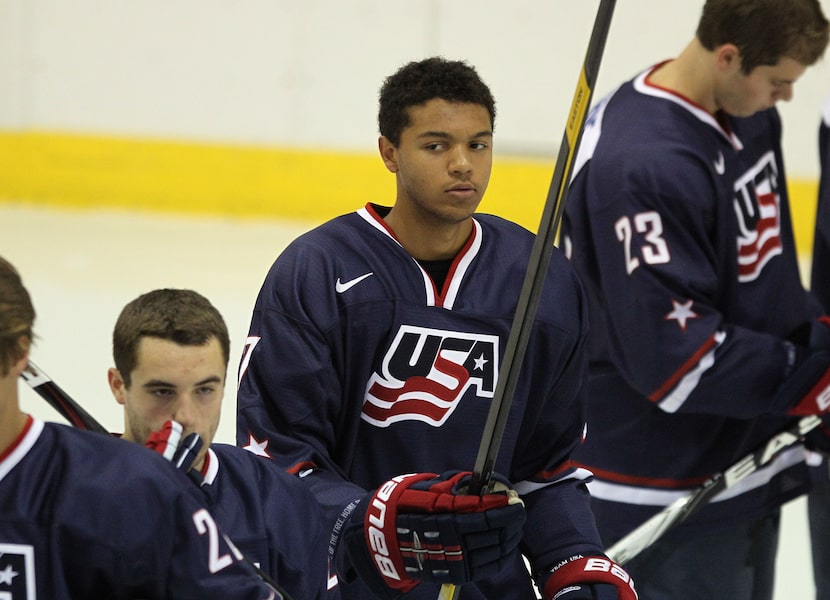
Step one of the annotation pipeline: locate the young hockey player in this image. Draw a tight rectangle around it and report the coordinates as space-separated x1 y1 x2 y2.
107 288 330 600
237 56 636 599
0 256 278 599
561 1 830 598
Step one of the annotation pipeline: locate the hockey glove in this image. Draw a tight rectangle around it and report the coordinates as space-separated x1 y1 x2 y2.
145 420 204 484
804 417 830 456
542 555 637 600
336 470 526 599
810 316 830 351
779 350 830 416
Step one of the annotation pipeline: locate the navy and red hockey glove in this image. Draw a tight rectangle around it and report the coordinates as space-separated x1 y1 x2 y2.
336 470 526 599
804 417 830 456
810 317 830 351
780 317 830 416
145 420 204 484
542 555 637 600
778 351 830 416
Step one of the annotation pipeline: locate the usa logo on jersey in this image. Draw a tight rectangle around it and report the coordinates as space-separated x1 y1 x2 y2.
734 150 783 283
0 544 36 599
361 325 499 427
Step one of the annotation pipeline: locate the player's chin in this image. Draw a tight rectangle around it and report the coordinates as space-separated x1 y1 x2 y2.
444 205 480 224
444 192 482 213
730 102 774 118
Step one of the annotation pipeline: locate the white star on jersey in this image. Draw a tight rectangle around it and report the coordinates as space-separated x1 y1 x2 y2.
665 298 698 331
242 434 271 458
0 563 17 585
473 354 488 371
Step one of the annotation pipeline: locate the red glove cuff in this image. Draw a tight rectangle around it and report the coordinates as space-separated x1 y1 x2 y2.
788 368 830 416
362 473 436 593
544 556 637 600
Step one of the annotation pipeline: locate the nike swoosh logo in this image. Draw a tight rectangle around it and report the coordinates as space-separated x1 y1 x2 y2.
714 152 725 175
335 272 374 294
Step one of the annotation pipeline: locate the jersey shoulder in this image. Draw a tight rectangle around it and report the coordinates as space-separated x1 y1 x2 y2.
474 213 587 333
46 423 204 506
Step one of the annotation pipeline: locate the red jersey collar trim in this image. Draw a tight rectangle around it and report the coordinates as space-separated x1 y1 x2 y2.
0 414 34 462
363 203 399 240
358 203 482 309
0 416 43 485
636 62 743 150
642 60 706 111
201 447 219 486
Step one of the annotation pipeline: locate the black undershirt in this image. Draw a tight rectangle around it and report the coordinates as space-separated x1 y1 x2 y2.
417 258 453 293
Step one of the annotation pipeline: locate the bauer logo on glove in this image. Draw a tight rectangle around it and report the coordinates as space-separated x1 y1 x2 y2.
543 555 637 600
337 470 526 599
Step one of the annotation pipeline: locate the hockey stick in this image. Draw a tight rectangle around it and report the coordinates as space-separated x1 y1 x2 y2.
606 413 823 565
20 360 295 600
468 0 616 496
21 360 110 434
439 3 616 599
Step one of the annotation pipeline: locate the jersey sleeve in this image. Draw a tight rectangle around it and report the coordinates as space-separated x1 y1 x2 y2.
522 477 607 576
511 255 608 571
254 454 332 600
237 240 368 524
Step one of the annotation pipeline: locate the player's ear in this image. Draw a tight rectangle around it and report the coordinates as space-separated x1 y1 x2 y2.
715 43 741 73
379 136 399 173
9 336 30 377
108 367 128 405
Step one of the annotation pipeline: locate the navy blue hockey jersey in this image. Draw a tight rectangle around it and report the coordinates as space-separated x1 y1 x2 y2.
238 204 605 598
0 417 276 599
562 65 817 543
199 444 330 599
812 98 830 311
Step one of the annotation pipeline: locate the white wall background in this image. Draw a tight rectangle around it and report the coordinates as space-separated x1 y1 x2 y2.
1 0 830 177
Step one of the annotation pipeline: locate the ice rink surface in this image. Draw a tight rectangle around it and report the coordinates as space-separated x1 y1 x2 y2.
0 203 817 598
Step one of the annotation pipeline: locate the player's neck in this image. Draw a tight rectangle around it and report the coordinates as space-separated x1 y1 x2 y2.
0 395 29 457
384 205 473 261
649 39 718 114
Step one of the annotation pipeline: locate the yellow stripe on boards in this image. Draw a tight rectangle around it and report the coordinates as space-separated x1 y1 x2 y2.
0 130 391 224
789 178 819 258
0 129 819 256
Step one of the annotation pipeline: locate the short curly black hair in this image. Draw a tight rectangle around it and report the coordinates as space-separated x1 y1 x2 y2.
378 57 496 146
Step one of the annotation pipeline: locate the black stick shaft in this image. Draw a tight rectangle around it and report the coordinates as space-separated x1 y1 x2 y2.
21 360 110 434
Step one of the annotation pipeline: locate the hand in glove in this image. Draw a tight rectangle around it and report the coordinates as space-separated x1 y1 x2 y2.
778 351 830 417
810 316 830 351
145 419 204 484
781 317 830 416
804 417 830 456
336 470 526 599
